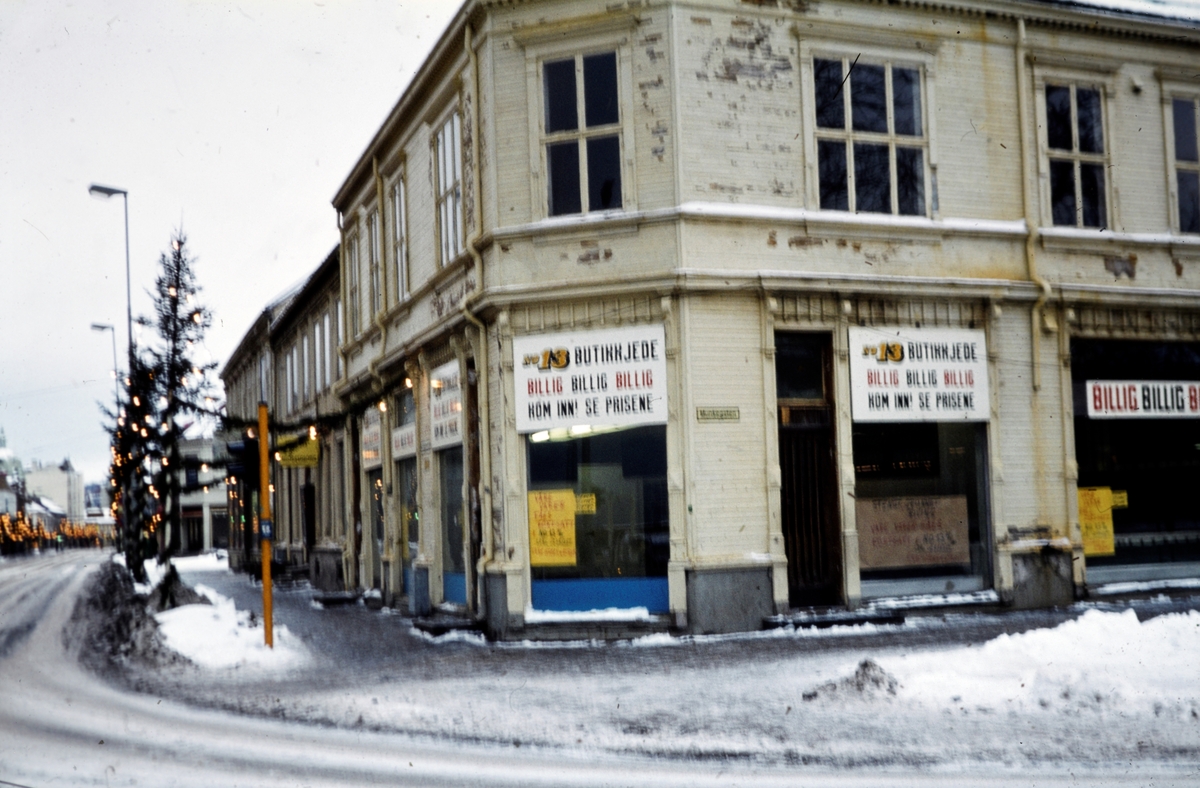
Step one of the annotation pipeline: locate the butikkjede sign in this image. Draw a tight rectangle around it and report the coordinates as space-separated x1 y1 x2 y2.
513 325 668 433
848 327 989 422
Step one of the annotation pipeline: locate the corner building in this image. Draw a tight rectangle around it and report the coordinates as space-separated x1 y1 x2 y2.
329 0 1200 635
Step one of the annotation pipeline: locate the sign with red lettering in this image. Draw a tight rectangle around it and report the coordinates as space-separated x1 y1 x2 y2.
391 423 417 459
848 327 989 422
1086 380 1200 418
514 325 668 434
361 407 382 470
429 361 462 449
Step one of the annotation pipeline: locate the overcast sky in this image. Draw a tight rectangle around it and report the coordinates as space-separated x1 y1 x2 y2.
4 0 1198 493
0 1 458 486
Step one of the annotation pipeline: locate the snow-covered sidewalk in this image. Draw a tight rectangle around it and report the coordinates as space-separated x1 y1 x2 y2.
143 555 1200 772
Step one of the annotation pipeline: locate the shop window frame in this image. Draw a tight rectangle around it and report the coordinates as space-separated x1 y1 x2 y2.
800 41 938 219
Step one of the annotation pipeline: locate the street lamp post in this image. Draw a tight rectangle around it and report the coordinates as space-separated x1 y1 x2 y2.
90 323 119 415
87 184 133 367
91 322 120 550
89 183 131 556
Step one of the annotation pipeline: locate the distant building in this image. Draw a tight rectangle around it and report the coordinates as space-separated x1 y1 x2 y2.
174 437 229 554
0 472 16 516
24 459 84 522
84 482 109 517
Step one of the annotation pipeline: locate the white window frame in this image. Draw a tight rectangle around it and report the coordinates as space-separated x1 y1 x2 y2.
434 111 464 266
345 232 361 337
302 334 310 402
1163 81 1200 235
336 301 344 378
1032 66 1117 230
285 346 295 413
799 41 938 219
524 32 637 222
324 311 333 388
367 210 382 316
314 320 323 394
391 176 409 301
258 353 269 403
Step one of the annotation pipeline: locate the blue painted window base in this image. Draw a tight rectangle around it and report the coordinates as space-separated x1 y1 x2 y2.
530 577 669 613
443 572 467 605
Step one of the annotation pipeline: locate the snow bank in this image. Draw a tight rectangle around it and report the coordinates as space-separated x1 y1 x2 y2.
154 584 310 671
524 606 654 624
170 552 228 573
887 608 1200 716
111 551 228 593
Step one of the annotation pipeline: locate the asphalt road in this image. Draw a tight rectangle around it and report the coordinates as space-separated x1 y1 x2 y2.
1 550 1197 787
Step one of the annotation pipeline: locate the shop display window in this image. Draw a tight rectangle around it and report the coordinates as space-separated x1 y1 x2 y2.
439 447 466 603
1072 339 1200 570
853 421 990 592
397 456 418 594
527 425 668 609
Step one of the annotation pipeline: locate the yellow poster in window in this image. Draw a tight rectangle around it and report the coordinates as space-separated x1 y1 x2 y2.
1077 486 1115 557
529 489 577 567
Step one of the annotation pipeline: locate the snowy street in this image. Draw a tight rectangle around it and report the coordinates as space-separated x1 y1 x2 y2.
1 550 1198 786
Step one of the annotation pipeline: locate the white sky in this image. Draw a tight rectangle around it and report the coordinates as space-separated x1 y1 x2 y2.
2 0 1197 490
0 1 459 485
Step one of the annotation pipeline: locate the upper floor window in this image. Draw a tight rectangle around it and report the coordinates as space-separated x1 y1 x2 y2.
543 51 622 216
286 345 297 413
257 353 268 403
1173 96 1200 234
302 334 310 401
391 178 409 300
346 234 361 336
813 57 928 216
336 301 345 377
435 112 464 264
314 320 323 394
324 311 333 388
1045 83 1107 228
367 211 381 316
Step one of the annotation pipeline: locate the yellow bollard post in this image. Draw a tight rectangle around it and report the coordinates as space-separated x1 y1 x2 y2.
258 402 273 649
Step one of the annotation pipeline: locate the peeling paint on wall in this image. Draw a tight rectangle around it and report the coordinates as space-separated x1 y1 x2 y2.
701 18 793 89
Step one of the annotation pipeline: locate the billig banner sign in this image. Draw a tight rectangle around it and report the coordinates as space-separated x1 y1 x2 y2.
1086 380 1200 418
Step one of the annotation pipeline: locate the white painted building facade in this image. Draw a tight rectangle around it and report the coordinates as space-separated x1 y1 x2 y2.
223 0 1200 636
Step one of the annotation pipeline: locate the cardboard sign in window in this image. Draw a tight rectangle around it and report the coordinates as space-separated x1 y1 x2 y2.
856 495 970 569
528 490 577 567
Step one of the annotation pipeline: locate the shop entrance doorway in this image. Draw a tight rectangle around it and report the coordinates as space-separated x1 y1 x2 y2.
776 333 842 606
368 469 384 590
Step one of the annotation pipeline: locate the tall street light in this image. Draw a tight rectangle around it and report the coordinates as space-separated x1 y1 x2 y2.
91 321 121 549
87 184 133 367
90 323 119 417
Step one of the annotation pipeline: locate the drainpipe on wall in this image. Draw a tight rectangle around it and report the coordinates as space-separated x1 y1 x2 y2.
460 22 494 612
1017 18 1053 391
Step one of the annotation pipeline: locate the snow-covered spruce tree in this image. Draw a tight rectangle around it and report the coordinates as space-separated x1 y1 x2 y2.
144 232 216 559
